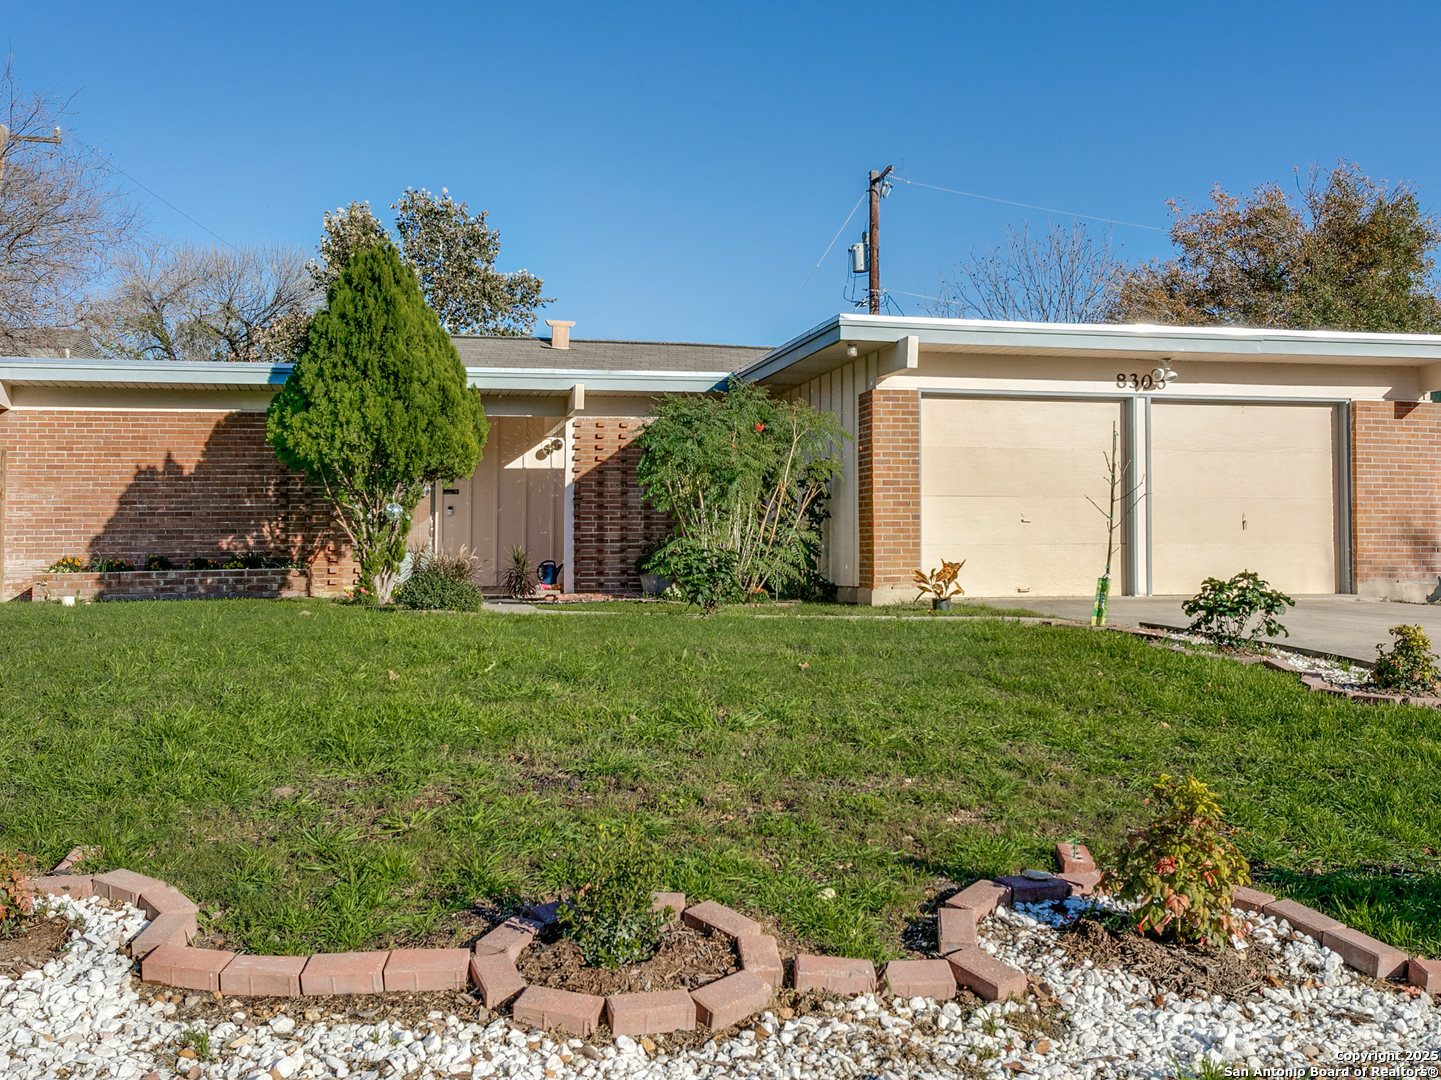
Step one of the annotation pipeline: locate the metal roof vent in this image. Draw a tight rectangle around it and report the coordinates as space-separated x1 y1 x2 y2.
545 319 576 349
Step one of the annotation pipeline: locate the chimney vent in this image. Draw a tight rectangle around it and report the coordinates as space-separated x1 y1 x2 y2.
545 319 576 350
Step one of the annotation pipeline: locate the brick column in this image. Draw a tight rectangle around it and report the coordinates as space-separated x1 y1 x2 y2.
857 387 921 604
570 417 670 594
1352 400 1441 601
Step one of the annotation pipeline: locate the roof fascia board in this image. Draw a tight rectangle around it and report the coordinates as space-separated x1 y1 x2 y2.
465 368 728 393
741 315 1441 383
0 358 291 387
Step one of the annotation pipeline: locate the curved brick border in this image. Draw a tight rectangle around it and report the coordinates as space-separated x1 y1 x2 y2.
31 844 1435 1039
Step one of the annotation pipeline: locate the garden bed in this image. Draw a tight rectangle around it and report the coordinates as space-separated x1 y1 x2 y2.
516 924 738 995
0 914 69 980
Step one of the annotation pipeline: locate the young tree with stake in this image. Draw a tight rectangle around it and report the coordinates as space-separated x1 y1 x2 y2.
266 244 488 603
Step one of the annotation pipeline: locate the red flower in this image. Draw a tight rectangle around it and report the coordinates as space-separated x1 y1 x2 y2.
755 422 765 432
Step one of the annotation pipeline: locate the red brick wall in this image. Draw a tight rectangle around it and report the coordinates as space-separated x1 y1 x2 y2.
32 567 311 602
0 410 353 600
857 388 921 591
571 417 670 593
1352 400 1441 597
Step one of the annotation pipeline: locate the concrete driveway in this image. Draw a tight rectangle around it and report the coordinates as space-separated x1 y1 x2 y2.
1008 594 1441 664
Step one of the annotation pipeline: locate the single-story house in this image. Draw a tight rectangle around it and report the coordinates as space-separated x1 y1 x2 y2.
3 314 1441 604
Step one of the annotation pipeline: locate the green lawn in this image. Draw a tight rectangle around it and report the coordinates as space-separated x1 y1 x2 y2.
2 599 1438 962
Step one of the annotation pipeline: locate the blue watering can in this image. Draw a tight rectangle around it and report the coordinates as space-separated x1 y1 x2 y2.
537 560 562 587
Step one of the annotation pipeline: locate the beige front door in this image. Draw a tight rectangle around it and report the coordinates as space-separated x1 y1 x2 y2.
440 416 566 586
1150 401 1337 595
921 396 1127 597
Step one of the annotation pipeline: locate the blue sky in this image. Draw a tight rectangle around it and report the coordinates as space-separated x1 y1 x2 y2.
9 2 1441 345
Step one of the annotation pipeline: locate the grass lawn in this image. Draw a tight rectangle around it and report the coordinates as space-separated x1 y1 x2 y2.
2 599 1439 963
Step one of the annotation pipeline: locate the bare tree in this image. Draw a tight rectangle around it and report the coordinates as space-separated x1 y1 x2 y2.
925 220 1125 323
100 239 317 362
0 58 141 336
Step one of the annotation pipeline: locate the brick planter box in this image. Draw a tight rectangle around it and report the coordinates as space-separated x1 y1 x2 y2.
30 568 314 602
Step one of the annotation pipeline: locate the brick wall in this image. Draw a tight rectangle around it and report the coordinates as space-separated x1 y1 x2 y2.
857 388 921 594
0 410 354 600
571 417 670 593
1352 400 1441 600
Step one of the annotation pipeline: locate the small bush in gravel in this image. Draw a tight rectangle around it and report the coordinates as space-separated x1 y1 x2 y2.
560 821 672 968
0 849 37 937
394 571 483 611
1182 570 1293 649
1100 774 1250 946
1374 624 1441 694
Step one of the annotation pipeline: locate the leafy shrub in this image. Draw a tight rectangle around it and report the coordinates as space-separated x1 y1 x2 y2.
46 556 84 573
145 555 173 571
86 557 135 573
502 547 535 598
914 559 966 602
394 570 484 611
1100 774 1250 946
1181 570 1293 648
559 821 673 968
1374 624 1441 694
649 537 744 614
0 849 37 937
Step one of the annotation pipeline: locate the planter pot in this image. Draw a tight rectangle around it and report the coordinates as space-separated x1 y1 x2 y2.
639 573 671 596
931 598 951 612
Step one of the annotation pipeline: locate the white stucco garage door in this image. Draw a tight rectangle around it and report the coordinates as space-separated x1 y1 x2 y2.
1149 401 1337 595
921 396 1127 597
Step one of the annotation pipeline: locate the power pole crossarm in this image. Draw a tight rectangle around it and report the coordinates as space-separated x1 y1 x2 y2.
868 165 893 315
0 125 63 183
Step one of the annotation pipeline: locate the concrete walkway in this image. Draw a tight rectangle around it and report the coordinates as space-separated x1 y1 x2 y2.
1010 594 1441 664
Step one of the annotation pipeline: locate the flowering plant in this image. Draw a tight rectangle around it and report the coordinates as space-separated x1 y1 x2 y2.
1099 774 1250 945
46 556 85 573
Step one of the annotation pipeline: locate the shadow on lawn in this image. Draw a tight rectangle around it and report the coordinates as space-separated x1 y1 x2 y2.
1256 864 1441 954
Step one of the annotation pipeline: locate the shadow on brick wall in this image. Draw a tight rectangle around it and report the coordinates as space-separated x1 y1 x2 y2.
89 413 342 568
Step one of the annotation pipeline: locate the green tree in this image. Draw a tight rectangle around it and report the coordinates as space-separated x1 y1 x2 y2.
309 190 550 335
266 244 488 603
634 378 847 606
1113 161 1441 331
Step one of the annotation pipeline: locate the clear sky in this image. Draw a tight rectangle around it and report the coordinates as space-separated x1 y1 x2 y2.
9 1 1440 346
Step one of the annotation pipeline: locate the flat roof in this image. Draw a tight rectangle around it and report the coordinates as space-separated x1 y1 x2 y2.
740 314 1441 387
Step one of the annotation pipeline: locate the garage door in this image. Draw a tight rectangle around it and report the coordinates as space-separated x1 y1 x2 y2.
1150 402 1336 595
921 397 1127 597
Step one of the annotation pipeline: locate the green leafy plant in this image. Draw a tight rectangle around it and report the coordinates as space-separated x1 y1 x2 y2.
1100 774 1250 946
86 557 135 573
145 555 173 571
1374 624 1441 695
188 558 217 570
502 547 535 599
394 571 484 611
913 559 966 602
649 538 744 614
46 556 84 573
559 821 672 968
0 849 38 938
179 1027 212 1061
266 243 489 604
1181 570 1294 649
634 377 848 601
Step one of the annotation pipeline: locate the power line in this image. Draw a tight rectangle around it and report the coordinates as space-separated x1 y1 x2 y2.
765 189 869 345
66 132 236 249
891 177 1168 233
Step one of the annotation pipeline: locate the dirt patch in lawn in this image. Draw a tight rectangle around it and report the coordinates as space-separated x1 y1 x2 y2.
0 916 71 980
1056 917 1287 1003
517 924 738 996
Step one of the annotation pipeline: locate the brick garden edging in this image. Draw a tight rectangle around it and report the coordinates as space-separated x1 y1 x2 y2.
30 847 1438 1041
30 567 315 602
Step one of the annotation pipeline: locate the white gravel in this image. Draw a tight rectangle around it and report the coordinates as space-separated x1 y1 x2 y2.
3 894 1437 1080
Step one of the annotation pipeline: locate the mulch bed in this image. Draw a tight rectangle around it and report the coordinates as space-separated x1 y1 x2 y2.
0 916 71 980
1056 917 1288 1003
157 986 489 1031
517 924 738 996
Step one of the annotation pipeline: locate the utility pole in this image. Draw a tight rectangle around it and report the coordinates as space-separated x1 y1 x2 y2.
0 124 63 184
867 165 893 315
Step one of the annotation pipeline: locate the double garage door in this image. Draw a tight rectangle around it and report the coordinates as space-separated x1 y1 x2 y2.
919 396 1339 597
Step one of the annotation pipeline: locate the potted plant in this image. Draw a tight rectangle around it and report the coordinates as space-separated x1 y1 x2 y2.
635 540 670 597
913 559 965 611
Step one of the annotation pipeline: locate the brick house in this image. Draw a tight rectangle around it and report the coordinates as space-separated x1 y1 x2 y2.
4 314 1441 603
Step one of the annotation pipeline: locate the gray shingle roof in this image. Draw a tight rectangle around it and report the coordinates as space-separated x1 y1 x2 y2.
451 335 768 373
